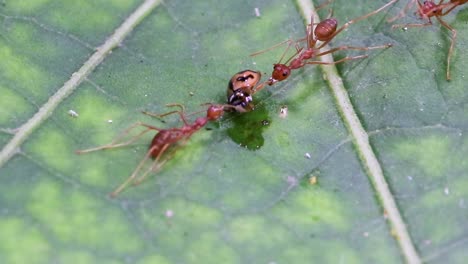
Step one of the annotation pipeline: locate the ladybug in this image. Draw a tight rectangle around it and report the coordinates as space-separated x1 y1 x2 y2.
226 70 262 112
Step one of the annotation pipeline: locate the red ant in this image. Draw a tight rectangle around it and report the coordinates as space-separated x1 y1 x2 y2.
76 103 234 197
251 0 397 87
391 0 466 80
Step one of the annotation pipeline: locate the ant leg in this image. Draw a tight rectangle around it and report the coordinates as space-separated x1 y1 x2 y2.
305 55 369 65
436 16 457 80
441 2 461 16
315 43 392 57
109 143 168 197
318 0 399 49
132 144 175 185
143 103 190 126
387 0 418 22
315 0 333 11
306 15 316 49
76 122 161 154
391 21 432 30
251 80 269 94
133 135 193 185
283 46 305 66
142 110 179 118
250 39 295 57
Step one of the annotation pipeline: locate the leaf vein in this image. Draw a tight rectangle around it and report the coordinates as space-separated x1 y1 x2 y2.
0 0 163 168
296 0 422 263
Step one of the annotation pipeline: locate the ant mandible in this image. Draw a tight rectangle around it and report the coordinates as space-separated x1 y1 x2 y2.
391 0 465 80
251 0 397 86
76 103 234 197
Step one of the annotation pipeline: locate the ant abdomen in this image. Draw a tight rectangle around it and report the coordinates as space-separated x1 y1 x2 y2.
314 18 338 41
149 130 173 158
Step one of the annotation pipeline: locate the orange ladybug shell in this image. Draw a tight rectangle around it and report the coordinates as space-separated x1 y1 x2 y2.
227 70 261 112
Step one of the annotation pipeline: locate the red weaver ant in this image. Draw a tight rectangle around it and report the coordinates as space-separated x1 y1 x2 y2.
391 0 465 80
76 103 234 197
388 0 466 22
251 0 396 86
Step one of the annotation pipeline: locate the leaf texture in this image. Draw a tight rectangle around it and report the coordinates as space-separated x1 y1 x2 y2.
0 0 467 263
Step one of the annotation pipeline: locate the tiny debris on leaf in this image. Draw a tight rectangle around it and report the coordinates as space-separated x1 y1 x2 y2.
279 105 288 118
444 187 450 195
68 109 79 118
165 209 174 218
254 7 261 17
309 176 317 185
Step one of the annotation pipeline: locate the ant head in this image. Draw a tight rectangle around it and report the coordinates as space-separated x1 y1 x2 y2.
314 18 337 41
206 105 225 121
271 64 291 83
422 1 437 10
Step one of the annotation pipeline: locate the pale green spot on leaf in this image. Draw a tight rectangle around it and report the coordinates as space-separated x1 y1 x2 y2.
0 217 51 263
0 43 47 97
137 255 171 264
0 85 32 123
272 187 348 231
8 0 51 12
27 180 143 254
394 135 450 178
185 233 239 264
28 128 74 172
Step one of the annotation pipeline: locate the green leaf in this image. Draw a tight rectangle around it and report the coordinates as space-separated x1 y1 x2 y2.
1 0 467 263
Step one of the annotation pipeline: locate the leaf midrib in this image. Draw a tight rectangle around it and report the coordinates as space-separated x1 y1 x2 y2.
295 0 421 263
0 0 421 262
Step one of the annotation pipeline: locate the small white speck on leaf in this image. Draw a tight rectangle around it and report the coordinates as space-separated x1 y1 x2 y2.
444 187 450 195
279 106 288 118
254 7 261 17
309 176 317 185
68 110 79 118
165 209 174 218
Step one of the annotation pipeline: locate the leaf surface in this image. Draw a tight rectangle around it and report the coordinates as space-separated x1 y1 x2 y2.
1 0 467 263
